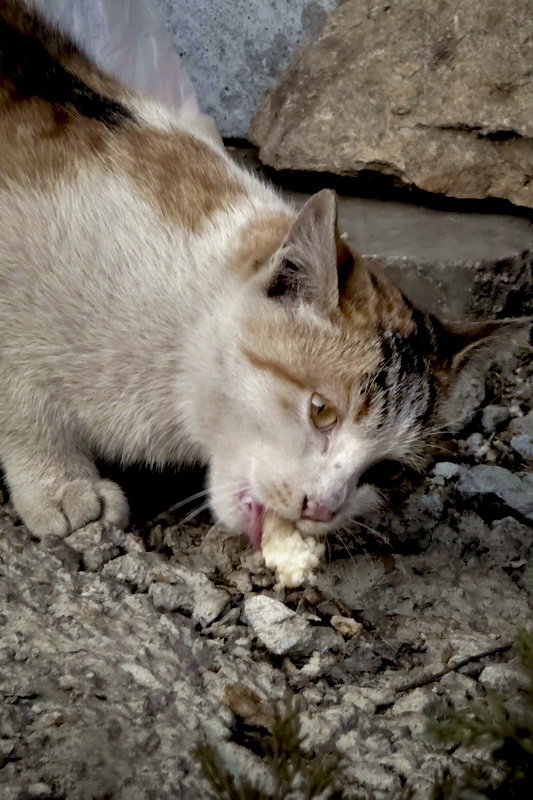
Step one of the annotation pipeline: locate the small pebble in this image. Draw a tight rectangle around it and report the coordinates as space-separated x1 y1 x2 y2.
330 615 364 639
460 432 486 459
432 462 461 481
481 404 510 434
27 784 53 800
510 409 533 436
510 433 533 461
479 664 531 693
244 594 314 656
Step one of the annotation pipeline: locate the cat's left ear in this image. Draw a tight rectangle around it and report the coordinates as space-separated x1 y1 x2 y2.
266 189 354 313
437 317 531 371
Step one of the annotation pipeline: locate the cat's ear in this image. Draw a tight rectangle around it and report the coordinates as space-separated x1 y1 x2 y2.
437 316 531 371
265 189 354 313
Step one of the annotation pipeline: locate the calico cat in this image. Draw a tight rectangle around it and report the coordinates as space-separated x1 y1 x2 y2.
0 1 526 545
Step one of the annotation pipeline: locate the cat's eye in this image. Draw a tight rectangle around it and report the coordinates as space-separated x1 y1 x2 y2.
310 392 337 431
359 459 406 489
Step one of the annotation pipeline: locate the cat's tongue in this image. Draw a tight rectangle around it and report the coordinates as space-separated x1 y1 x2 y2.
242 497 264 549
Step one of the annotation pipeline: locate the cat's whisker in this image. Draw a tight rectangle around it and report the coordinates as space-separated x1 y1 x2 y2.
426 441 456 457
175 501 215 527
421 408 476 436
150 489 212 522
348 517 391 547
332 529 362 571
336 523 381 574
149 479 245 525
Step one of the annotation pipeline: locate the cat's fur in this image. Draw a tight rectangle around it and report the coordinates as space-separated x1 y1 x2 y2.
0 1 526 542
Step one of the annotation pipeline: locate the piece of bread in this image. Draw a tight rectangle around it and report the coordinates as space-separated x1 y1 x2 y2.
261 511 325 589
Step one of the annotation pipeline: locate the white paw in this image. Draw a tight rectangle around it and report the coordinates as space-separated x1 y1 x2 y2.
19 478 129 537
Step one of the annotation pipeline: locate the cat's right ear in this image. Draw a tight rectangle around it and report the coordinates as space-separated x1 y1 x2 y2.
265 189 355 314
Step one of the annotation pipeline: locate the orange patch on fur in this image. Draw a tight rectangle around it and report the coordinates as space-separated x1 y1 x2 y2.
0 98 113 187
353 393 372 422
242 347 309 391
340 263 416 337
232 212 294 278
121 128 245 231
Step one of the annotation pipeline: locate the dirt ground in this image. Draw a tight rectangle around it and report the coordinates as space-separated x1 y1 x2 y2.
1 331 531 800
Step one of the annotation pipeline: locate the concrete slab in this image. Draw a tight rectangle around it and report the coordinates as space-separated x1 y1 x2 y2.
229 146 533 319
156 0 338 137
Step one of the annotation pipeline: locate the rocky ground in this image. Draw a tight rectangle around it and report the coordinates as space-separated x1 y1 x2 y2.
0 340 531 800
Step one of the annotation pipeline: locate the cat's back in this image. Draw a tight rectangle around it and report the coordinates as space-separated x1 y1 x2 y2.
0 1 282 347
0 0 259 262
4 0 259 208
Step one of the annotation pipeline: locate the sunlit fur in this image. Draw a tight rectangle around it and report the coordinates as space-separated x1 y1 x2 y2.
0 2 525 539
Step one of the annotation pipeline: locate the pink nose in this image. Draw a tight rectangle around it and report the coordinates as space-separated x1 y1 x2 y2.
301 497 335 523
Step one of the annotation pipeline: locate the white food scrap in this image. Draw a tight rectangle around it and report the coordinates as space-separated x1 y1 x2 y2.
261 511 324 589
330 615 364 639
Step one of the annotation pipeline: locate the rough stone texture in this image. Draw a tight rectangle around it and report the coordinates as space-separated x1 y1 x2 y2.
244 594 315 656
230 147 533 320
0 325 531 798
511 433 533 461
482 404 511 434
457 465 533 522
249 0 533 208
156 0 338 137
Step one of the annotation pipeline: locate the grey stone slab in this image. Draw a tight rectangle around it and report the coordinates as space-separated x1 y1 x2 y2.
156 0 338 137
229 146 533 318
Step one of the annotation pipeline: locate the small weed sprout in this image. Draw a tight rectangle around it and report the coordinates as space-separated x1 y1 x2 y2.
427 628 533 799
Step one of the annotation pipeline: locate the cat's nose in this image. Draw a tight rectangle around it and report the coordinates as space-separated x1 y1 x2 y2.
300 496 336 523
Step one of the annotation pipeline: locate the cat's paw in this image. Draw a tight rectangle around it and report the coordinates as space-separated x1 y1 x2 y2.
20 478 129 537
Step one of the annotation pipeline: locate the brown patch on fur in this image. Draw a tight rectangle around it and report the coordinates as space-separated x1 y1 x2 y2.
0 0 133 187
277 394 293 414
241 347 309 391
0 0 126 103
120 127 245 231
336 234 356 295
353 393 372 422
0 96 112 188
232 212 294 278
339 262 416 337
242 307 385 423
0 81 240 234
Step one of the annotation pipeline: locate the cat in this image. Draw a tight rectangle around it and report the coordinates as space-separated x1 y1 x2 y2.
0 0 527 545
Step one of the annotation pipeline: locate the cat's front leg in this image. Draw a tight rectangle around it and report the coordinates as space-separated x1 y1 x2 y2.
0 437 129 537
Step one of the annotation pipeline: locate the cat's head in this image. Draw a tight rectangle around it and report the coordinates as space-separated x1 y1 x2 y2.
204 190 528 546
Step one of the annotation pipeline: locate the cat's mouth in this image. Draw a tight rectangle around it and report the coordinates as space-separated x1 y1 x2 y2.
240 494 265 548
239 493 336 548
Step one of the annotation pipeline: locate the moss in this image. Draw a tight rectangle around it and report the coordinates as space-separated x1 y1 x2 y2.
427 628 533 799
196 691 412 800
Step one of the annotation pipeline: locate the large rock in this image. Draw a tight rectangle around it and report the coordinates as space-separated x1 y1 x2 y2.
249 0 533 208
230 147 533 319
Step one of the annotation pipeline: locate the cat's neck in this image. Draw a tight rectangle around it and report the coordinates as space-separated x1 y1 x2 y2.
102 170 294 467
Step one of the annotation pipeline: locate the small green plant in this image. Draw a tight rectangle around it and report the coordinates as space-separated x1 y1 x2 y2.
427 628 533 799
196 693 346 800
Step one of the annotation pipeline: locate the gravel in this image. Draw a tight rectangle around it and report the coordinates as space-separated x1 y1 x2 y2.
244 594 316 656
0 344 531 799
510 433 533 461
481 404 510 434
457 465 533 522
